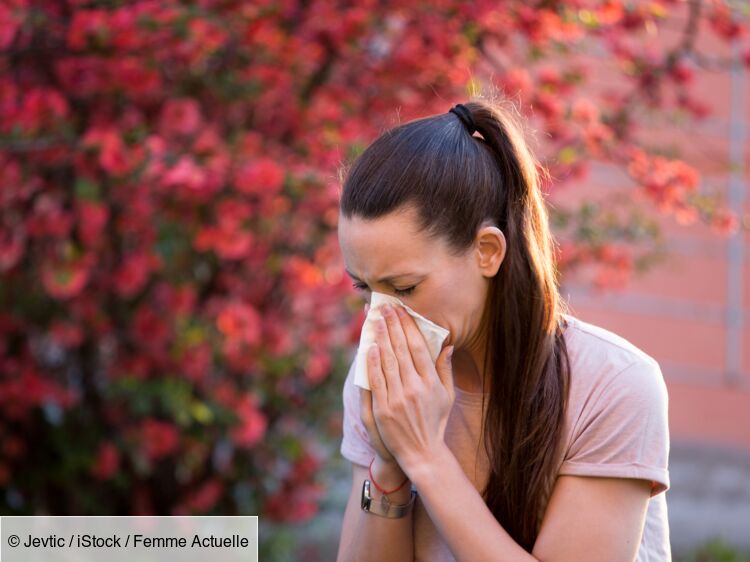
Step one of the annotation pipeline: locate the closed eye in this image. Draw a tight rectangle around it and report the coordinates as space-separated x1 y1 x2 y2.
352 282 416 297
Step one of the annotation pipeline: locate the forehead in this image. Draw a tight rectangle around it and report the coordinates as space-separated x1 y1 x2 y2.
337 207 433 271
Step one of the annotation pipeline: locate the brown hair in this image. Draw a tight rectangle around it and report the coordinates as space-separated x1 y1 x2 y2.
338 96 572 551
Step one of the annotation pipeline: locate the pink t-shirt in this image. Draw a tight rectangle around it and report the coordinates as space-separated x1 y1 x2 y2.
340 312 671 561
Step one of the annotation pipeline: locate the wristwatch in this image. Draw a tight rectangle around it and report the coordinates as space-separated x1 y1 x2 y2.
361 479 417 518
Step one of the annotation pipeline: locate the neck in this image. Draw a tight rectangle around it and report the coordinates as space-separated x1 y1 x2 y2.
452 338 490 394
452 299 492 394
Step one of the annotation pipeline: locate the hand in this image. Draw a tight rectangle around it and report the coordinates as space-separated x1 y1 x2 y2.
359 301 401 465
359 386 398 465
366 303 455 476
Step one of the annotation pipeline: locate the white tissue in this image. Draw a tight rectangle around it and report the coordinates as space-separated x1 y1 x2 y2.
354 291 450 390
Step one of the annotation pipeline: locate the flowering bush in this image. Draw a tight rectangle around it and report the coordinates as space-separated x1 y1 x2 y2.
0 0 747 557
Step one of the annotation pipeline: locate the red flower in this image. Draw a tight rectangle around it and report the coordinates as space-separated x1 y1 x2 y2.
178 342 212 384
0 1 25 50
48 320 85 348
76 200 109 248
711 209 739 236
304 350 331 385
0 225 25 272
233 157 285 198
290 451 322 481
263 482 323 523
230 394 267 449
162 156 207 192
501 67 533 97
27 195 73 239
67 9 109 50
140 419 179 461
216 301 262 346
159 98 202 137
571 97 598 124
114 251 158 298
130 305 172 352
16 88 69 134
173 479 223 515
91 441 120 480
41 253 93 300
82 127 138 176
111 57 162 98
55 56 108 97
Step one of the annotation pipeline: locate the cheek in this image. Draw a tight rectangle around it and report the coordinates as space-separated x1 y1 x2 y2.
417 294 461 340
431 280 469 313
428 278 483 342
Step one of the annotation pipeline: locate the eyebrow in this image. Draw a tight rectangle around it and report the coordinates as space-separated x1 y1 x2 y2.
345 269 420 284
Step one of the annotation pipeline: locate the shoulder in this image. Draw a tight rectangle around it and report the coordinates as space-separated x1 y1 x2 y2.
558 315 671 497
561 312 659 370
561 313 665 397
560 313 669 441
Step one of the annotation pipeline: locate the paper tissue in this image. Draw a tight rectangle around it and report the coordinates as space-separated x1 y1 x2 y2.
354 291 451 390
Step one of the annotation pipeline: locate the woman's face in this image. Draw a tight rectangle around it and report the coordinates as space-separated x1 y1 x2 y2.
337 204 505 355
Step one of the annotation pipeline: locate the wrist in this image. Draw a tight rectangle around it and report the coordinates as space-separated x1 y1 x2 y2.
371 456 408 486
404 444 454 489
370 456 411 503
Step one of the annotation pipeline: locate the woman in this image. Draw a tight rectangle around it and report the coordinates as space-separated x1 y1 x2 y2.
335 99 670 561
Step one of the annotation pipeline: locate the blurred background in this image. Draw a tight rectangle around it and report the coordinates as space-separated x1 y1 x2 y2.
0 1 748 561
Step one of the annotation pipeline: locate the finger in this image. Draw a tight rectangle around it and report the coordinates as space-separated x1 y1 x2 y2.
381 305 418 385
359 386 374 427
359 387 380 448
394 305 441 382
435 344 456 401
366 342 389 409
373 310 404 399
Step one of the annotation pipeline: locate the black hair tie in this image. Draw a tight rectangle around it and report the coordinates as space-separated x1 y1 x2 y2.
449 103 477 135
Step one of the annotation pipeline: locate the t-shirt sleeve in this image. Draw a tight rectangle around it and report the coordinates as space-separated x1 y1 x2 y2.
559 358 670 497
340 355 378 468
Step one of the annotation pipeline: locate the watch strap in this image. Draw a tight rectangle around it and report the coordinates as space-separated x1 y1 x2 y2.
361 479 417 518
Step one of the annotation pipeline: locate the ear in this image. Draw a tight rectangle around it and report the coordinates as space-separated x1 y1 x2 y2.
474 224 506 278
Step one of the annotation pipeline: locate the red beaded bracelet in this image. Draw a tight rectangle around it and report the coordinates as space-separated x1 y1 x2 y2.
368 457 410 495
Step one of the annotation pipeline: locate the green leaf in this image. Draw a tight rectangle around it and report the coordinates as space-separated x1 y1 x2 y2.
75 179 101 202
